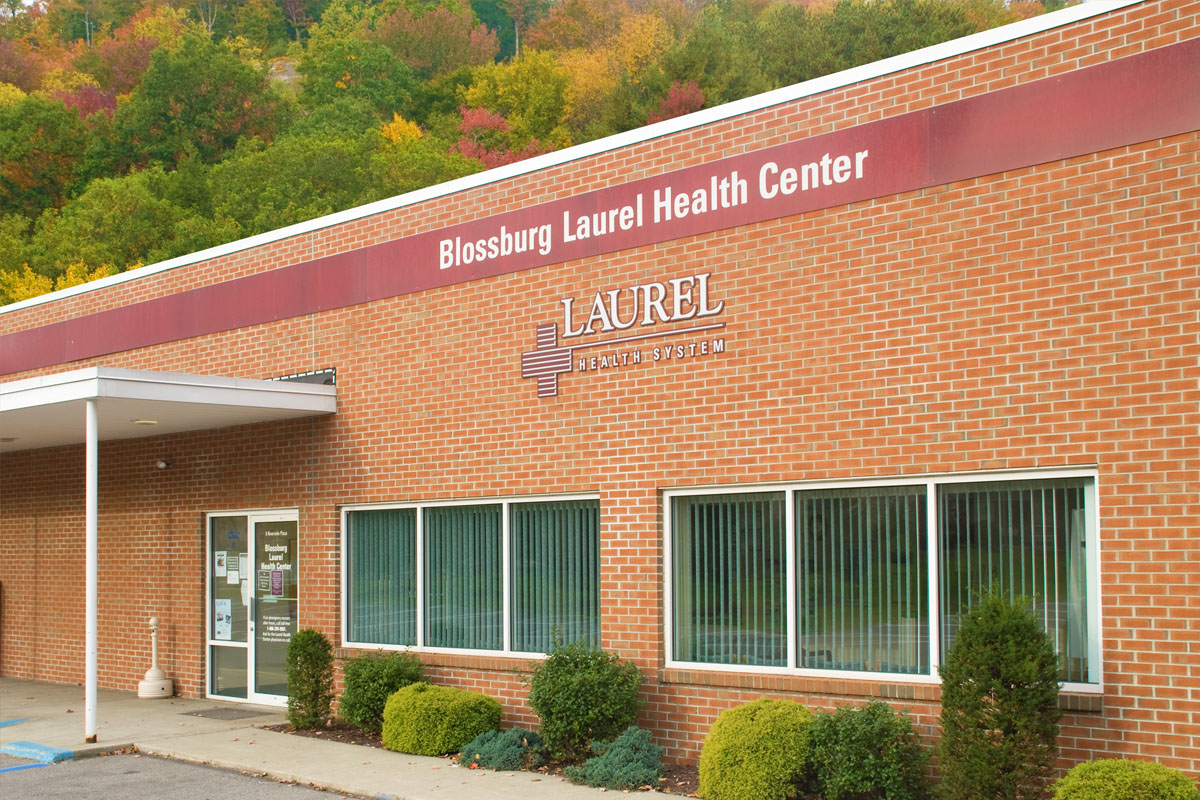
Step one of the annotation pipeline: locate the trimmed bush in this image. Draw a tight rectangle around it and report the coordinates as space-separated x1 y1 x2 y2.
938 590 1062 800
698 697 814 800
526 640 643 761
457 727 549 771
286 628 334 729
565 726 664 791
810 701 930 800
381 682 502 756
1052 759 1200 800
339 650 424 734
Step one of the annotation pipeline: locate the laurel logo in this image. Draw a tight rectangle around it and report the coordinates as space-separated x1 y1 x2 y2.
521 273 726 398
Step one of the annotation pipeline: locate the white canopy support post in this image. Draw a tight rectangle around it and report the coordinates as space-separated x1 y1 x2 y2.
85 398 98 743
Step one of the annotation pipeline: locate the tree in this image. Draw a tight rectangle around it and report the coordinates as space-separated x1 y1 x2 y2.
0 93 89 218
108 33 284 169
26 165 226 277
662 2 768 105
525 0 627 51
299 35 416 118
647 79 704 123
373 4 498 81
938 590 1061 800
232 0 289 54
462 50 570 147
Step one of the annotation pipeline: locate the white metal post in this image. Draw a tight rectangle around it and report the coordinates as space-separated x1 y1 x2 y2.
85 398 98 743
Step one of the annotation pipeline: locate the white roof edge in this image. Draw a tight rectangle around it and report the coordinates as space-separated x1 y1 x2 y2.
1 366 337 402
0 0 1144 317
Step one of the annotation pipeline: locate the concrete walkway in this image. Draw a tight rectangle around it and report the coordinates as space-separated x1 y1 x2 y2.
0 678 615 799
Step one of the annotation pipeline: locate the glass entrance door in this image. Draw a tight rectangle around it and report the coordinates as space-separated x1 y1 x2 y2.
207 511 298 704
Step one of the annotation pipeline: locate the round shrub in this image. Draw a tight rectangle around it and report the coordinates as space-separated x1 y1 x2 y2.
809 701 930 800
938 590 1061 800
1052 759 1200 800
339 650 424 734
381 682 502 756
526 640 643 762
565 726 664 791
285 628 334 729
698 697 814 800
458 727 548 771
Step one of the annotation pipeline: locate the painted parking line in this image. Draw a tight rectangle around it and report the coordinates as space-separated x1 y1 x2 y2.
0 742 73 763
0 763 50 774
0 719 30 728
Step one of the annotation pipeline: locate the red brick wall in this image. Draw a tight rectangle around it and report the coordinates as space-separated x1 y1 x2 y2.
2 0 1198 776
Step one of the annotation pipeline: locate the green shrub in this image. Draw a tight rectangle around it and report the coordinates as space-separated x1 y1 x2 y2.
698 697 814 800
1052 759 1200 800
381 682 502 756
526 640 643 761
809 701 930 800
339 650 424 734
285 628 334 729
457 727 549 771
565 726 664 791
938 590 1062 800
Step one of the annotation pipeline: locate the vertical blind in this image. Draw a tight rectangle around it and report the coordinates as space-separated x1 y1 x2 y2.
673 492 787 667
796 486 928 675
938 478 1091 682
510 500 600 653
346 509 417 645
424 504 503 650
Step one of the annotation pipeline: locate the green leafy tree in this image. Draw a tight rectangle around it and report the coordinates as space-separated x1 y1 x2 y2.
108 33 285 169
661 2 768 106
207 131 383 236
233 0 290 54
299 35 415 118
26 164 231 278
0 94 89 218
938 590 1061 800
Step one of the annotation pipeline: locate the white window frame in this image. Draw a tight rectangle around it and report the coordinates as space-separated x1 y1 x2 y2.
341 493 600 659
664 468 1102 693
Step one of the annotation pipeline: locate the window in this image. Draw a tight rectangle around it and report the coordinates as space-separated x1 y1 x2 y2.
667 473 1098 687
343 497 600 655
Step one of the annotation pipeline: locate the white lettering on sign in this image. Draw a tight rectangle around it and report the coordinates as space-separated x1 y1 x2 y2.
439 224 553 270
438 151 871 274
560 273 724 339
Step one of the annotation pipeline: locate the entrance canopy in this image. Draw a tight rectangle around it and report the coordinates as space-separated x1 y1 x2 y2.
0 367 337 453
0 367 336 743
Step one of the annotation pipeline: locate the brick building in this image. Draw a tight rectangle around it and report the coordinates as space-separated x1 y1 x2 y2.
1 0 1197 775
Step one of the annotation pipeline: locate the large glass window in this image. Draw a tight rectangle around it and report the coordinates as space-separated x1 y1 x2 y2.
672 493 787 667
796 486 928 675
668 474 1097 685
343 497 600 655
939 479 1091 683
346 508 416 646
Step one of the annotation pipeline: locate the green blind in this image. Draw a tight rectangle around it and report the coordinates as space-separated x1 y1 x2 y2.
796 486 928 675
424 505 502 650
346 509 417 645
510 500 600 653
939 478 1091 683
672 493 787 667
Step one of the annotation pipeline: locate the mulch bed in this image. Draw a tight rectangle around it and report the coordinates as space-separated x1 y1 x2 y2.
265 721 700 795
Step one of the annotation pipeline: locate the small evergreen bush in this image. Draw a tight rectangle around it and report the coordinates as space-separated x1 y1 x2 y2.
457 727 549 771
809 700 930 800
564 726 664 791
339 650 424 734
526 640 643 761
938 590 1062 800
381 682 502 756
1052 759 1200 800
285 628 334 729
698 697 815 800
